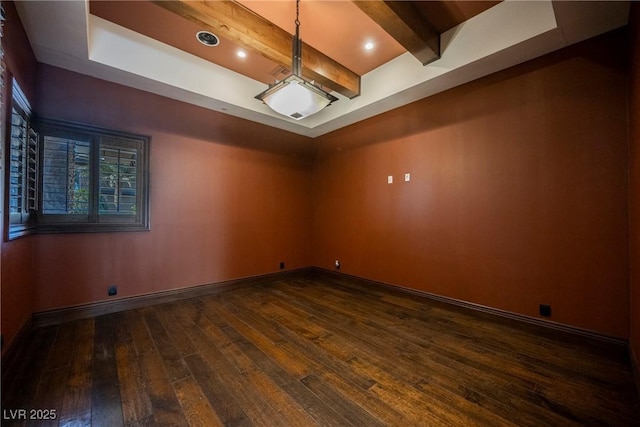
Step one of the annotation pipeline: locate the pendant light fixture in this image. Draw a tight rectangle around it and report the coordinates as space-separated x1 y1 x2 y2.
255 0 338 120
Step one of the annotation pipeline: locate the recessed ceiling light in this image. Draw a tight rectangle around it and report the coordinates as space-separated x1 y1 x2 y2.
196 31 219 47
364 41 375 51
237 50 247 58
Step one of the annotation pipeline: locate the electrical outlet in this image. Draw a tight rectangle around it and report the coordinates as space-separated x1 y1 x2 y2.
108 285 118 296
335 260 341 270
539 304 551 317
280 262 285 270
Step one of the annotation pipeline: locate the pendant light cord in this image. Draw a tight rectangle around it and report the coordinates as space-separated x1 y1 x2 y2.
292 0 302 76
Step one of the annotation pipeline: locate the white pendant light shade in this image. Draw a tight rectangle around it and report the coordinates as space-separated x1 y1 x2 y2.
256 75 337 120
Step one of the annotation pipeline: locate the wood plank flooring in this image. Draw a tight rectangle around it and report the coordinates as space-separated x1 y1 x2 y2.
2 271 638 426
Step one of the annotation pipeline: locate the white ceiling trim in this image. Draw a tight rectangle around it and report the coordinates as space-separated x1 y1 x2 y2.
15 0 630 138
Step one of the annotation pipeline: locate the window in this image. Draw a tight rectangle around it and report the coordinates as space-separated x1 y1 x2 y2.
5 110 150 239
41 133 90 217
99 139 140 217
36 120 150 233
7 79 38 237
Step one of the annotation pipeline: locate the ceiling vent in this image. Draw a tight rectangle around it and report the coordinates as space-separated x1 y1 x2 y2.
196 31 219 47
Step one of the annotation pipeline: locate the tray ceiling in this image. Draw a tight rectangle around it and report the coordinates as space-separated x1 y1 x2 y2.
15 1 630 137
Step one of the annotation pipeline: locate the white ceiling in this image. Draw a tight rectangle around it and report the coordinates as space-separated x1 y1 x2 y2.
15 1 630 138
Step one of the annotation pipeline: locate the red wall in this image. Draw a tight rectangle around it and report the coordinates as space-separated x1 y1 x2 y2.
1 0 38 354
2 1 35 101
629 3 640 382
1 3 636 357
313 30 630 339
33 65 315 312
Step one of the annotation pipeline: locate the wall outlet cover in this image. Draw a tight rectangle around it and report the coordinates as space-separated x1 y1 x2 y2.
539 304 551 317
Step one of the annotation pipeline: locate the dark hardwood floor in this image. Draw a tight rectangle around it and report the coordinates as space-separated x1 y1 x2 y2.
2 271 638 426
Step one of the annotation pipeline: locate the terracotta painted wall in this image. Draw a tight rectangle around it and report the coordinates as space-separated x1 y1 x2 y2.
313 30 630 339
1 1 635 358
629 3 640 383
1 0 38 354
32 65 314 312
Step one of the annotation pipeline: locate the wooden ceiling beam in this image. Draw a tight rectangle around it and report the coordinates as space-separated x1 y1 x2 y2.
151 0 360 99
353 0 440 65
